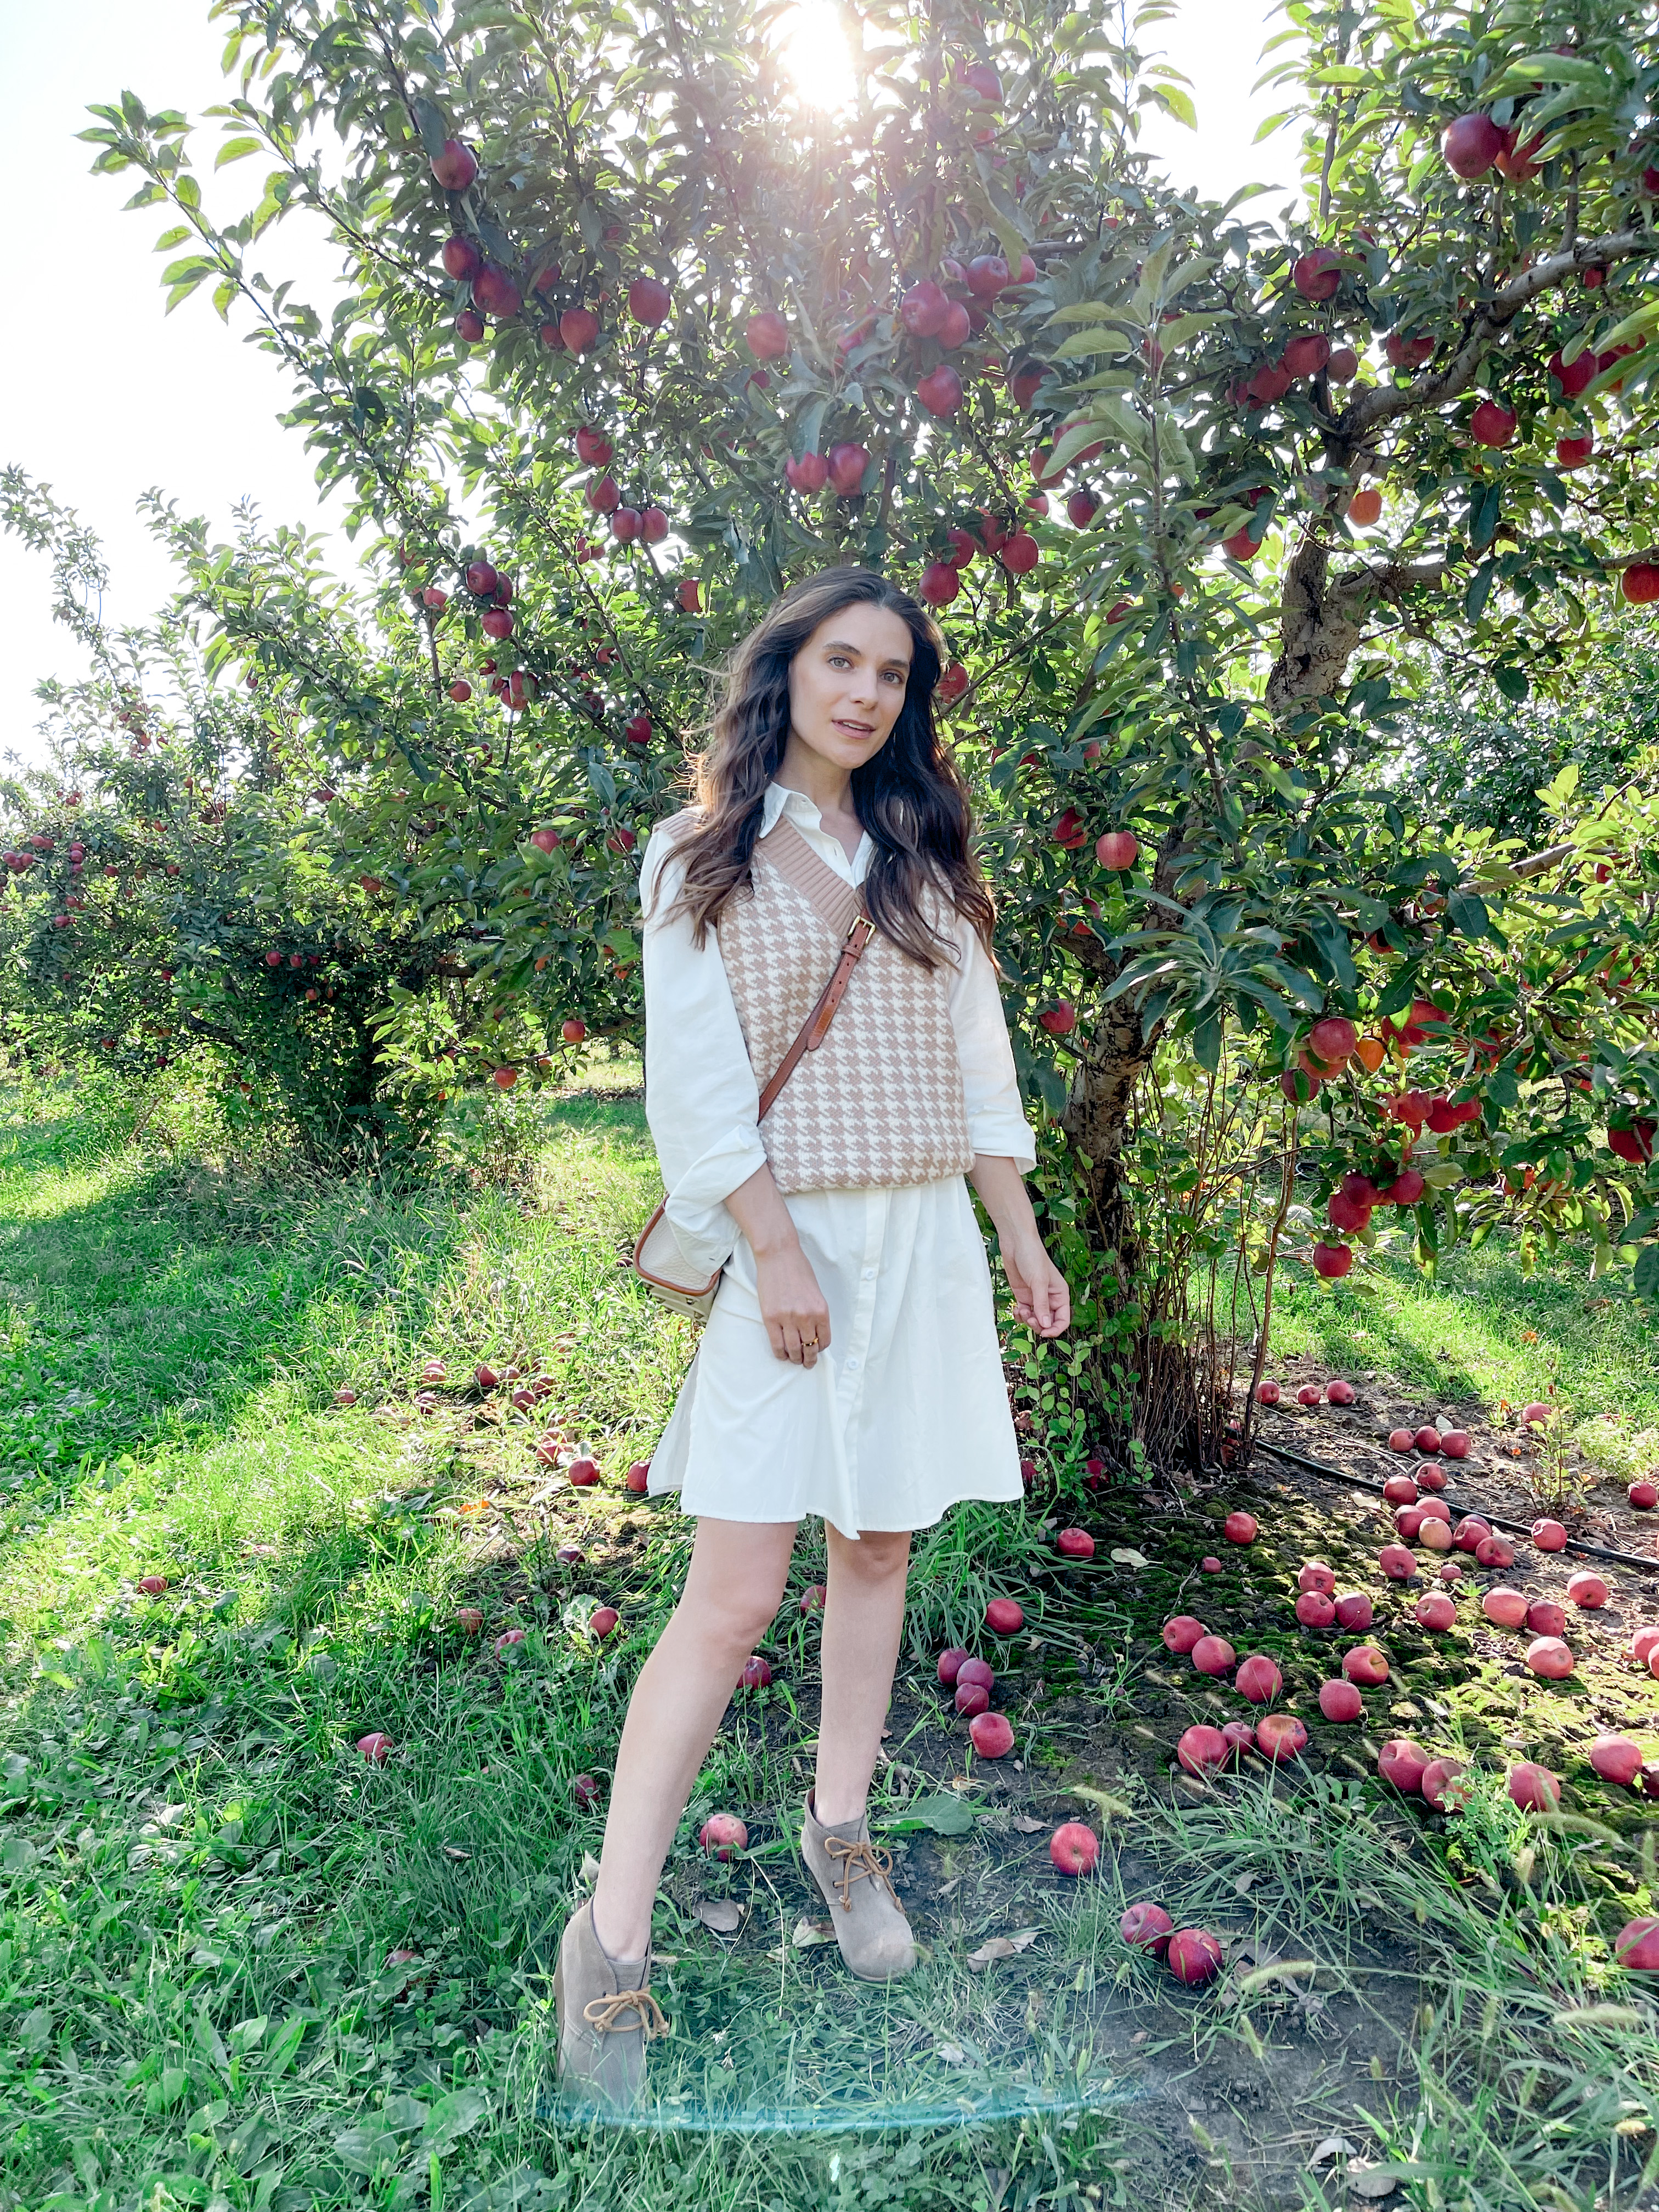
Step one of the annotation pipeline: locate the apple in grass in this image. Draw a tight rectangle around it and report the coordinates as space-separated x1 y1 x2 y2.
1592 1736 1645 1788
625 1460 650 1493
1527 1600 1567 1638
738 1655 771 1689
455 1606 483 1635
1378 1739 1430 1793
985 1597 1025 1633
358 1732 393 1764
1050 1821 1099 1876
1166 1928 1223 1986
1379 1544 1417 1581
1343 1645 1390 1686
1191 1635 1237 1677
1298 1561 1336 1595
1235 1654 1282 1704
1508 1763 1560 1813
138 1575 169 1598
936 1647 972 1685
1415 1592 1457 1632
1120 1901 1173 1956
969 1711 1015 1758
1162 1616 1208 1654
1421 1758 1470 1813
1295 1590 1336 1628
1057 1528 1095 1559
1630 1480 1659 1510
1255 1713 1307 1763
590 1607 620 1639
1223 1511 1257 1546
1177 1723 1229 1775
700 1813 748 1859
1319 1678 1364 1723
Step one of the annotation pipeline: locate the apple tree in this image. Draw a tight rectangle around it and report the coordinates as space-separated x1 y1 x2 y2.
74 0 1659 1455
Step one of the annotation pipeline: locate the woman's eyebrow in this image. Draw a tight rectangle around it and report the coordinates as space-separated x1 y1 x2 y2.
822 637 912 667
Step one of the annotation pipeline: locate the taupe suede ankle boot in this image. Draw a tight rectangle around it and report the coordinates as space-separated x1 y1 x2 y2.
800 1791 917 1982
552 1897 668 2108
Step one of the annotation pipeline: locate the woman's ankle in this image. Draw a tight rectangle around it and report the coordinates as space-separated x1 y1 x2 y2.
588 1889 651 1966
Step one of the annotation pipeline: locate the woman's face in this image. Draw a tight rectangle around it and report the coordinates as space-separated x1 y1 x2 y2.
785 601 915 778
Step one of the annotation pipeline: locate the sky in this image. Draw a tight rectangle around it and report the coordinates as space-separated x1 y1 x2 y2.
0 0 1300 777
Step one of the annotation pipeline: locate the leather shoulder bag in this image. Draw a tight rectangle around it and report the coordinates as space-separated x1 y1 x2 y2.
630 910 875 1319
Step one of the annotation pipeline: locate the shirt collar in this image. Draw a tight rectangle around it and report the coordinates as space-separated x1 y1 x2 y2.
762 781 822 833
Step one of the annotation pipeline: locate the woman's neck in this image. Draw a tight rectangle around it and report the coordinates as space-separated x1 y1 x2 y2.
774 731 854 818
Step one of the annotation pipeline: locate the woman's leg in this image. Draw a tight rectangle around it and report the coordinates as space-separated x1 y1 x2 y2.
589 1516 798 1961
813 1525 912 1825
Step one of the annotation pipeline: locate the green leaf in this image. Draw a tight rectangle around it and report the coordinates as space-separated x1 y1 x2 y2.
1144 82 1197 129
334 2125 401 2176
1446 889 1492 941
1634 1245 1659 1300
215 137 262 169
884 1791 975 1836
420 2087 488 2153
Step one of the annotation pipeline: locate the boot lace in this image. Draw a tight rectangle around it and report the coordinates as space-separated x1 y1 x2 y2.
823 1834 899 1912
583 1987 670 2040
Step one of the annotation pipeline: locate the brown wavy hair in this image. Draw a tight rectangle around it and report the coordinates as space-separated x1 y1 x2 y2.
654 566 994 969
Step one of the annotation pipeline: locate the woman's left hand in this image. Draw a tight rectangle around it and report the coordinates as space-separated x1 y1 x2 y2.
1002 1235 1070 1338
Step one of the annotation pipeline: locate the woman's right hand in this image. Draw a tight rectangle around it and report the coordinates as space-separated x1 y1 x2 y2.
754 1242 832 1367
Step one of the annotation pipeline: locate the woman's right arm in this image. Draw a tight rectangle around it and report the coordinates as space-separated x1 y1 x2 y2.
641 830 830 1365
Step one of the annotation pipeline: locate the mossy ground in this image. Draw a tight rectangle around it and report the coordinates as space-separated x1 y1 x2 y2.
0 1068 1655 2212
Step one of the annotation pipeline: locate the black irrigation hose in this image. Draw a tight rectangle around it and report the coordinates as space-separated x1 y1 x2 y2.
1252 1435 1659 1579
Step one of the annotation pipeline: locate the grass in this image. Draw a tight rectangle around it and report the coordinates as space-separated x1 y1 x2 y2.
0 1068 1654 2212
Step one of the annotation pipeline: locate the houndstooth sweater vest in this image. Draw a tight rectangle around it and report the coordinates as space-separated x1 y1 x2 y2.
715 814 977 1195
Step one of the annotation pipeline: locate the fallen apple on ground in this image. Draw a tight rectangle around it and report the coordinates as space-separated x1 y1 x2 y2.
1630 1480 1658 1511
955 1680 990 1717
1327 1379 1356 1406
1415 1463 1447 1491
1629 1626 1659 1666
936 1646 971 1684
556 1544 584 1567
567 1457 601 1487
1525 1637 1575 1680
985 1596 1025 1632
357 1732 393 1764
1415 1593 1457 1632
625 1461 651 1493
1319 1678 1365 1722
969 1710 1015 1758
1255 1713 1307 1762
335 1387 359 1407
1049 1821 1099 1875
573 1773 602 1810
1388 1429 1415 1453
1384 1473 1419 1505
1482 1586 1530 1629
1178 1723 1229 1775
1344 1645 1390 1686
138 1575 169 1597
1475 1534 1516 1569
1200 1555 1222 1574
1295 1590 1336 1628
1223 1511 1258 1545
1120 1901 1173 1956
1298 1561 1337 1594
1221 1720 1255 1759
495 1628 526 1654
1162 1615 1207 1654
1166 1928 1223 1985
1333 1592 1373 1631
739 1655 771 1689
1056 1528 1096 1560
957 1657 995 1691
1531 1517 1567 1551
590 1607 619 1639
1421 1757 1469 1812
1440 1430 1470 1459
1526 1600 1566 1637
1507 1762 1560 1812
1235 1654 1282 1703
700 1813 748 1859
454 1606 483 1634
1590 1735 1645 1787
1379 1544 1418 1580
1297 1384 1323 1407
1191 1634 1237 1676
1256 1381 1281 1405
800 1584 826 1613
1566 1571 1609 1609
1453 1515 1492 1552
1379 1739 1430 1793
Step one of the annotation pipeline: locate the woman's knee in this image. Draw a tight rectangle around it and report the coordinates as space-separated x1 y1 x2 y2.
830 1528 911 1582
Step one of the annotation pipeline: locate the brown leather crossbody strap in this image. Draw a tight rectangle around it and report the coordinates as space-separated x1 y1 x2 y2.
756 914 876 1120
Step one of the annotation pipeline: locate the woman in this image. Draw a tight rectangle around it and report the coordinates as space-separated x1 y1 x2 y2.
554 566 1070 2104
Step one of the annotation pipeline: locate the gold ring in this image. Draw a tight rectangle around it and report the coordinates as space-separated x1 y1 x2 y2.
804 1336 820 1349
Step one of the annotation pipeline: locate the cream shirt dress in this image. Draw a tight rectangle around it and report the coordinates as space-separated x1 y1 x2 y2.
639 782 1037 1540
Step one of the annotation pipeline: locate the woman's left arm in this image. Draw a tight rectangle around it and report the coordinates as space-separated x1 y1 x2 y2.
946 918 1071 1340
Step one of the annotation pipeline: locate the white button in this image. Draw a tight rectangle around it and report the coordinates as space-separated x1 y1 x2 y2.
862 1267 877 1281
845 1357 860 1372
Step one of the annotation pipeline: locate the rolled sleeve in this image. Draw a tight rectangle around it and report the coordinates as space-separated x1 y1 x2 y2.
641 827 768 1277
945 921 1038 1172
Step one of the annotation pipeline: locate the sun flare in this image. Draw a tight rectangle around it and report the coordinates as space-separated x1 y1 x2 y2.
774 1 859 113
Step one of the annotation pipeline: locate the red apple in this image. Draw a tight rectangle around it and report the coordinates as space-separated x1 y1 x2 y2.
448 678 472 704
1327 1379 1356 1406
1318 1678 1364 1723
474 266 522 319
899 280 950 337
1297 1384 1324 1408
1191 1635 1236 1676
481 607 514 641
137 1575 169 1598
1049 1820 1099 1875
1531 1517 1567 1551
985 1597 1025 1633
1298 1561 1336 1595
966 253 1009 299
1162 1616 1207 1654
1000 532 1040 575
1333 1592 1373 1632
1475 1535 1515 1570
1566 1570 1609 1610
432 138 478 190
1344 1645 1390 1686
1527 1600 1566 1637
1200 1555 1222 1574
1623 563 1659 605
1469 399 1516 448
495 1628 525 1655
1438 1563 1463 1584
1379 1738 1429 1793
1256 1381 1281 1406
1384 1169 1426 1205
953 1675 986 1714
1296 1590 1336 1628
1384 1473 1419 1505
1413 1427 1441 1454
1223 1511 1257 1546
1507 1762 1559 1812
357 1731 393 1763
628 275 671 326
1556 433 1594 469
1057 1528 1095 1560
1591 1735 1644 1787
625 1460 650 1493
1387 1429 1415 1453
572 1773 601 1810
1615 1917 1659 1970
1095 830 1140 871
969 1711 1014 1758
957 1657 995 1691
917 364 964 417
1282 331 1331 380
1120 1901 1173 1956
1419 1518 1453 1554
826 442 871 495
1347 486 1383 526
1235 1654 1282 1704
1255 1713 1307 1763
1482 1585 1530 1630
1630 1480 1658 1510
560 307 600 353
1630 1626 1659 1666
1421 1757 1470 1812
1453 1515 1491 1551
700 1813 748 1859
590 1607 619 1639
1415 1593 1457 1632
474 1363 500 1391
1328 347 1359 381
1521 1401 1553 1426
1379 1544 1417 1581
1291 248 1342 301
1177 1723 1229 1775
567 1457 601 1487
1312 1243 1353 1279
936 1646 970 1685
739 1654 771 1689
1166 1928 1223 1985
443 235 482 281
1222 1720 1255 1760
1442 111 1504 178
936 662 970 705
1416 1463 1447 1491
